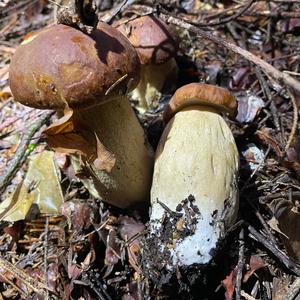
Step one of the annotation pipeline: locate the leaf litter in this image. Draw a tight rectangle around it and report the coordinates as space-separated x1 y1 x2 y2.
0 0 300 299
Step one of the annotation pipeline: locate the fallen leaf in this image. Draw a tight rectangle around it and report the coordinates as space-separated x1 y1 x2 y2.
267 216 289 238
236 92 265 123
61 200 92 234
256 128 282 156
222 255 267 300
229 67 253 91
241 143 265 171
105 229 121 266
0 151 64 221
46 132 93 157
222 268 236 300
282 136 300 178
118 216 145 273
44 109 95 158
243 255 267 282
272 277 290 300
279 18 300 33
44 109 74 135
269 198 300 261
0 86 12 100
93 134 116 173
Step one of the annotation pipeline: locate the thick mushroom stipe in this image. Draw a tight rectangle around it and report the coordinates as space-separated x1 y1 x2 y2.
148 83 239 269
71 96 153 208
150 109 239 266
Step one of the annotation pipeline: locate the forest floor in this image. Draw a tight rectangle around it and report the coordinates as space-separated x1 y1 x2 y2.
1 0 300 299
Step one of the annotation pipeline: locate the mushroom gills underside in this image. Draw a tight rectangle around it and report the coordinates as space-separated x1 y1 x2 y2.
149 109 239 267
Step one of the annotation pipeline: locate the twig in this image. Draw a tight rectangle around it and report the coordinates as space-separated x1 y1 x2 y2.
241 290 257 300
255 67 282 143
194 0 255 27
0 110 53 194
249 11 300 18
0 273 28 298
48 0 64 7
44 216 49 300
102 0 131 23
56 0 98 34
247 225 300 276
286 277 300 300
241 146 271 193
157 8 300 94
272 0 300 2
285 88 298 152
259 191 300 203
0 256 51 296
235 228 245 300
0 116 22 132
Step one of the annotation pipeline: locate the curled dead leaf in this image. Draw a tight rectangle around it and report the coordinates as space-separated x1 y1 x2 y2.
44 110 116 174
256 128 282 157
269 198 300 261
93 134 116 173
222 255 267 300
0 151 64 221
236 92 265 123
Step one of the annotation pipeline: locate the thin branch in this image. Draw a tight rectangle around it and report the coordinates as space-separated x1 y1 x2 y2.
247 225 300 276
235 228 245 300
157 8 300 94
285 88 298 151
194 0 255 27
287 278 300 300
0 111 53 194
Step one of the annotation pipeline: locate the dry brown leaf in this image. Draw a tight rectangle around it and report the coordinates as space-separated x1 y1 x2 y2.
44 109 74 135
236 93 265 123
44 109 95 158
243 256 267 282
222 268 235 300
61 200 92 234
269 199 300 261
282 136 300 178
118 216 145 273
93 134 116 173
0 86 12 101
267 216 289 238
222 255 267 300
0 151 64 221
256 128 282 156
45 132 93 157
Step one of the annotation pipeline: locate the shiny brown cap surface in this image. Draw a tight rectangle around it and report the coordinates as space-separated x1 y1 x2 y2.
164 83 237 122
9 22 140 110
115 15 177 65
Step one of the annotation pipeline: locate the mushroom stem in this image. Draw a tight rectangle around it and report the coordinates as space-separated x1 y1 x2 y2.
72 96 153 208
150 108 239 266
131 58 178 111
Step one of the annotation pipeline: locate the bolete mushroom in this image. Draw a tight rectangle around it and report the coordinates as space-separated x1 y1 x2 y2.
114 15 178 111
148 83 239 269
9 22 153 209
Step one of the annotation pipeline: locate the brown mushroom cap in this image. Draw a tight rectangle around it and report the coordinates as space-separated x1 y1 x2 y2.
114 15 177 65
9 22 140 110
163 83 237 123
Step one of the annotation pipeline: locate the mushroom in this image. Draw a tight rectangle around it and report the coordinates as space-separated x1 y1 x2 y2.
148 83 239 269
114 15 178 111
9 22 153 209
